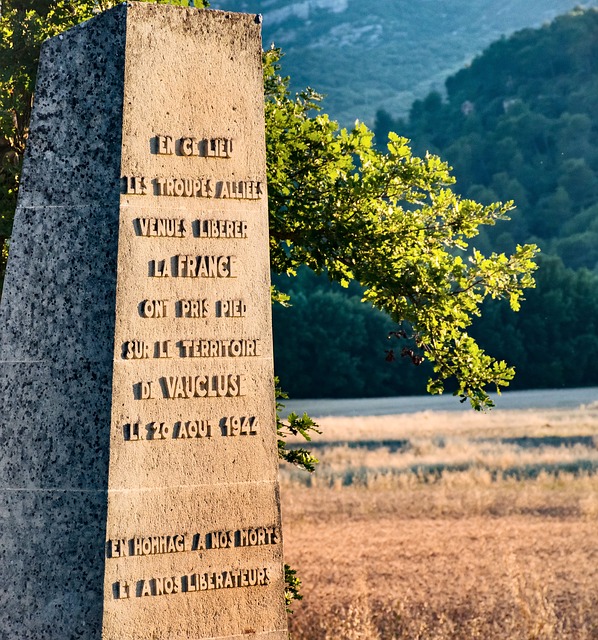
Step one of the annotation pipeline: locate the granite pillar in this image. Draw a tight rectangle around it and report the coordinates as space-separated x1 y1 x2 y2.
0 4 288 638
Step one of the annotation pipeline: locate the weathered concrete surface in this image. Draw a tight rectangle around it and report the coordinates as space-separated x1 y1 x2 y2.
0 4 287 638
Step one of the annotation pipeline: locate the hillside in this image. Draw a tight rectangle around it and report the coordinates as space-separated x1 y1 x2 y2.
273 8 598 398
210 0 598 126
375 8 598 272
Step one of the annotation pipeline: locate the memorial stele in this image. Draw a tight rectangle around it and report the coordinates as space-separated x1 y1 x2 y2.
0 3 289 638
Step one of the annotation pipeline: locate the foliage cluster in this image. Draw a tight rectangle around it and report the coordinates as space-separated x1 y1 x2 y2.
365 7 598 393
264 48 536 408
272 267 432 398
471 254 598 390
274 254 598 396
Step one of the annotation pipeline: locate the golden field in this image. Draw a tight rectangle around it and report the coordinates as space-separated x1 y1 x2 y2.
280 404 598 639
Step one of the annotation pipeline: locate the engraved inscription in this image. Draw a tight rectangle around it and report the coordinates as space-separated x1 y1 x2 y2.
155 135 234 158
148 422 171 439
108 14 281 626
124 175 148 195
124 340 150 359
153 177 263 200
178 339 260 358
124 339 260 359
174 419 212 439
161 374 246 399
149 255 238 278
176 299 209 318
220 415 258 437
183 567 270 591
114 118 274 616
123 416 257 441
138 576 182 597
132 534 188 556
214 180 262 200
136 217 187 237
114 568 271 599
138 381 157 399
181 137 234 158
125 420 213 441
237 526 280 547
215 299 246 317
155 177 213 198
173 299 248 318
133 218 248 239
177 254 238 278
150 259 171 277
107 526 279 558
115 581 131 599
126 567 270 599
140 299 169 317
195 219 247 238
132 300 248 318
123 176 263 199
156 134 175 155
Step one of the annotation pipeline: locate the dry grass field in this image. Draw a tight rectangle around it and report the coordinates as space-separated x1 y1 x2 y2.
280 403 598 639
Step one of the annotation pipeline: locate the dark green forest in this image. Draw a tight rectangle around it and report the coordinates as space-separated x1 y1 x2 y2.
275 8 598 398
272 269 433 398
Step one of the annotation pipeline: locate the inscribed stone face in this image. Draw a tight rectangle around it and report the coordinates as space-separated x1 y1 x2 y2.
0 4 287 639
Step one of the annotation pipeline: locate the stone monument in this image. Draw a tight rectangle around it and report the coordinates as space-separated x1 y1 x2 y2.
0 3 288 638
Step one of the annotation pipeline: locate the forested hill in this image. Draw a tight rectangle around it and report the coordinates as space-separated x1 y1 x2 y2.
374 7 598 273
273 8 598 398
210 0 598 126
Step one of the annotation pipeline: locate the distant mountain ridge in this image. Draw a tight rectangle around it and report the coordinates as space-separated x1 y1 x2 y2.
211 0 598 126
